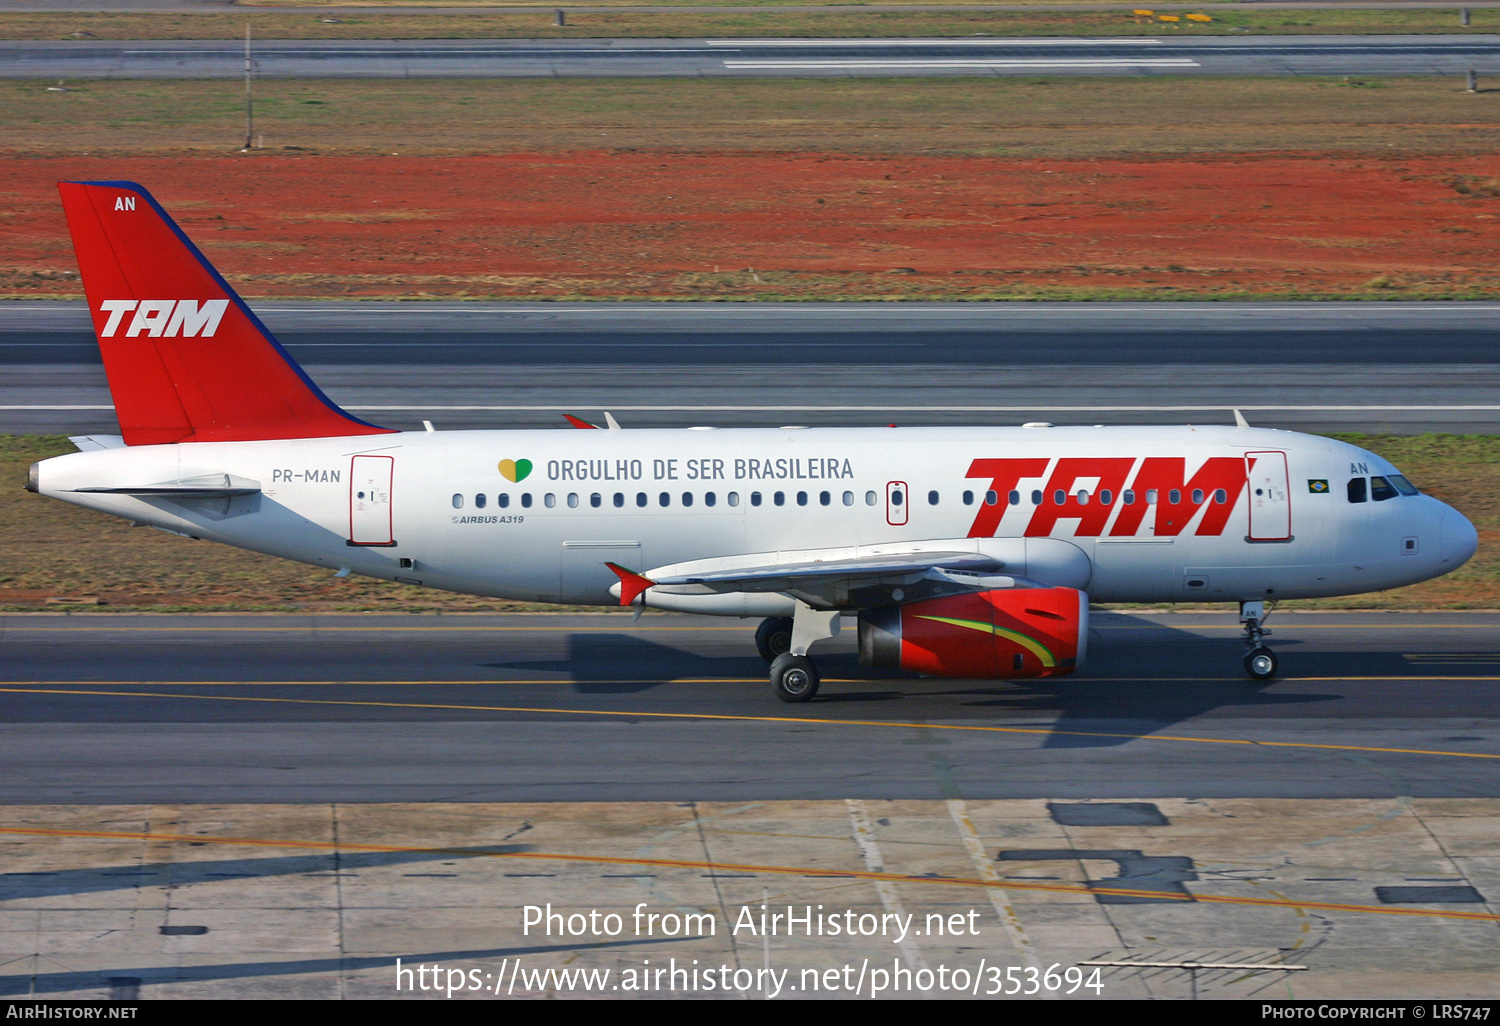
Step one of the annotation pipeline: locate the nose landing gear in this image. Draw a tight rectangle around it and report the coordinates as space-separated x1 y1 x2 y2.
1240 599 1278 680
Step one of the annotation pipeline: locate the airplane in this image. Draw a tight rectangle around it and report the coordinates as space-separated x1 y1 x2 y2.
26 181 1479 702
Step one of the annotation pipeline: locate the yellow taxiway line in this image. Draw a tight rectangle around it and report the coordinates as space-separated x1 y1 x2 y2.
1 683 1496 761
2 824 1496 925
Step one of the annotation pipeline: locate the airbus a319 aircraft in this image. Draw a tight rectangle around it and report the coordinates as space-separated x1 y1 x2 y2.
28 182 1479 701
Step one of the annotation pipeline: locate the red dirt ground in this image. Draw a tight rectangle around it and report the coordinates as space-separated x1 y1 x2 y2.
4 152 1500 298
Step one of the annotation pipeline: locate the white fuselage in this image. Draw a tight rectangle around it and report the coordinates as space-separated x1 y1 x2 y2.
34 423 1477 610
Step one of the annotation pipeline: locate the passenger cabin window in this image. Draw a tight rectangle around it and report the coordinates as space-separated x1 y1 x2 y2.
636 492 647 508
659 492 671 507
796 491 807 506
963 490 974 506
985 490 998 507
823 491 833 506
475 494 487 509
775 492 786 506
1191 489 1203 505
590 493 602 508
1123 489 1135 505
1053 489 1066 506
1077 489 1090 505
1214 488 1227 504
567 493 579 508
612 493 623 508
1348 478 1368 503
521 493 533 508
1009 490 1021 506
1100 489 1112 506
926 490 938 506
1145 489 1158 505
1031 490 1043 506
545 493 557 508
842 491 853 506
706 492 717 507
499 494 510 509
452 494 463 509
729 492 741 507
1169 489 1182 505
865 491 877 506
1371 476 1399 502
682 492 693 507
751 492 763 507
891 490 904 506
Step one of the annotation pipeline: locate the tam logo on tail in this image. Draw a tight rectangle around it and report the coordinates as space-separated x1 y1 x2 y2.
59 179 394 445
98 299 229 338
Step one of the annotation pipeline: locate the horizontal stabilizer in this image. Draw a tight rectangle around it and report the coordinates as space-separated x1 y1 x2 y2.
69 434 125 452
69 472 261 497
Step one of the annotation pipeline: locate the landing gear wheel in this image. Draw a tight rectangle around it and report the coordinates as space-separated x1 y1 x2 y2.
755 616 794 664
1244 646 1278 681
769 653 820 703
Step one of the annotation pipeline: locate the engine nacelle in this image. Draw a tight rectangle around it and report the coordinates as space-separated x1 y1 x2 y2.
858 587 1088 679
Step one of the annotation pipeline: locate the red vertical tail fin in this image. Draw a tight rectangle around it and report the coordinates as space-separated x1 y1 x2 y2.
58 181 394 445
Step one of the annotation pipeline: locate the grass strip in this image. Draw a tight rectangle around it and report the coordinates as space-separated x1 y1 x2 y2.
4 76 1496 160
2 8 1498 41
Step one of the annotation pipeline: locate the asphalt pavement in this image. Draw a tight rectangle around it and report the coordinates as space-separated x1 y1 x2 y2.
3 34 1498 78
3 300 1496 434
2 611 1497 802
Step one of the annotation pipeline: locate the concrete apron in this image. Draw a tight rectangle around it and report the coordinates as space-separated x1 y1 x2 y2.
0 798 1495 1000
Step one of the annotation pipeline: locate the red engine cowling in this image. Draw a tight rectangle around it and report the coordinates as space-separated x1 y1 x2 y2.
858 587 1088 679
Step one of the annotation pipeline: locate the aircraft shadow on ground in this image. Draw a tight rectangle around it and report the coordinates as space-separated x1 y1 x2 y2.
0 846 529 903
472 619 1444 747
483 632 771 694
0 937 694 997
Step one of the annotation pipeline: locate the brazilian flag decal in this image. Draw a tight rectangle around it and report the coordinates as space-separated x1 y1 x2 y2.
1308 479 1330 493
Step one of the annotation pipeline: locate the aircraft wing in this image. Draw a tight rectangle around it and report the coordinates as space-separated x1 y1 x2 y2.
604 540 1066 609
647 551 1003 591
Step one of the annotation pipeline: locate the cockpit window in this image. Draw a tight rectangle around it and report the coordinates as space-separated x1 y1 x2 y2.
1389 474 1420 496
1347 478 1367 503
1370 476 1399 502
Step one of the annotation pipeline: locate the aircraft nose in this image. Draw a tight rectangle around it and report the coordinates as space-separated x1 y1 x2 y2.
1440 505 1479 569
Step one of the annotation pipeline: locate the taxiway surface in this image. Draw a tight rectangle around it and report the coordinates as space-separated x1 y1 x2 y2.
4 301 1498 434
3 610 1498 803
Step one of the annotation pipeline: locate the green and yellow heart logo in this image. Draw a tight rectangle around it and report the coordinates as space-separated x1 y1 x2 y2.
498 458 533 483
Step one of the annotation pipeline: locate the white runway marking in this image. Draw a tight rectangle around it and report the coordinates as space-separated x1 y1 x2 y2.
8 404 1500 413
723 58 1200 69
707 38 1164 47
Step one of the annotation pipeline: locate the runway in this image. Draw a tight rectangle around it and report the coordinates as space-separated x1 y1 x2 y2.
3 610 1498 803
3 35 1498 79
4 300 1498 434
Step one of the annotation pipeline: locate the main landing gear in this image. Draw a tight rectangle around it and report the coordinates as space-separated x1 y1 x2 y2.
755 616 793 664
761 603 840 703
1240 599 1278 681
769 653 820 703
